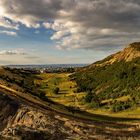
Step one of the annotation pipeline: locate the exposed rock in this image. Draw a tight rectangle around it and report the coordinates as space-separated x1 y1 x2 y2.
86 42 140 70
0 91 140 140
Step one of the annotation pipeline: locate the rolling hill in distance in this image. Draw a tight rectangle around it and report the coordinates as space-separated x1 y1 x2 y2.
0 42 140 139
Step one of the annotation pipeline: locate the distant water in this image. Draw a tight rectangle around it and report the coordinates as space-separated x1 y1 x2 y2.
6 64 89 69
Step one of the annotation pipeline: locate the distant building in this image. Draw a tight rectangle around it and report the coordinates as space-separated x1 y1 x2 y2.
40 70 44 73
40 68 47 73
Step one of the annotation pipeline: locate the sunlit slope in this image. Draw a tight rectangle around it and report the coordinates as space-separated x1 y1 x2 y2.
71 42 140 112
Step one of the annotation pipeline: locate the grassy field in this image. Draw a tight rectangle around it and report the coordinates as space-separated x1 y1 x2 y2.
35 73 86 106
35 73 140 119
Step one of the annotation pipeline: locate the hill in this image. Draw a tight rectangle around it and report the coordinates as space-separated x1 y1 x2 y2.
0 67 139 139
0 67 35 93
0 46 139 139
0 83 140 140
71 42 140 112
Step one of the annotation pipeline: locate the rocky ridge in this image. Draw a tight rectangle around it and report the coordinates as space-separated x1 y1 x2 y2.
86 42 140 69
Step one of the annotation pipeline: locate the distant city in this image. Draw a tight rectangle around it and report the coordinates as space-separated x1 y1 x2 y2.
5 64 89 73
6 64 88 69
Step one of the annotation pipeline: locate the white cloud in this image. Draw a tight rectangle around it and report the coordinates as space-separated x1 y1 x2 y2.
0 49 26 55
0 30 17 36
0 0 140 50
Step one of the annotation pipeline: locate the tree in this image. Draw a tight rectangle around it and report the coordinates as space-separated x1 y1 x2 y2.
53 87 60 94
85 91 93 103
39 91 46 99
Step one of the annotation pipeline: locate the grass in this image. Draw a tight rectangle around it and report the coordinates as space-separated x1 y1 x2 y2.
101 95 130 104
0 68 140 124
35 73 140 119
35 73 84 105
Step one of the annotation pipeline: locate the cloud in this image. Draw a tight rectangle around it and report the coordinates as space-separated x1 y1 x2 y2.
0 30 17 36
0 0 140 50
0 0 61 28
0 17 19 30
0 49 26 55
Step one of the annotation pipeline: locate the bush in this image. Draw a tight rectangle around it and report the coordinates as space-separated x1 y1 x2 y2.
90 102 100 108
39 91 46 99
85 92 93 103
112 100 132 112
53 87 60 94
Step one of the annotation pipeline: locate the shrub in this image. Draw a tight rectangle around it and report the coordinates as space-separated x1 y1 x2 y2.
112 100 132 112
39 91 46 99
53 87 60 94
85 92 93 103
90 102 100 108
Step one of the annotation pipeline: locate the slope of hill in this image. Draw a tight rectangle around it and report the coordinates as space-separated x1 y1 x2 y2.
0 82 140 140
0 67 35 93
84 42 140 69
71 42 140 112
0 44 140 139
0 67 47 100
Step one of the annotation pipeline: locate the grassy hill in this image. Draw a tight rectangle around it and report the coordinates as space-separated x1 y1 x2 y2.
0 45 140 139
0 67 41 96
1 42 140 116
71 42 140 112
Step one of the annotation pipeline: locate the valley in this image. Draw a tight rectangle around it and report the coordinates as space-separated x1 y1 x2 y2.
0 42 140 139
0 78 140 140
35 73 140 119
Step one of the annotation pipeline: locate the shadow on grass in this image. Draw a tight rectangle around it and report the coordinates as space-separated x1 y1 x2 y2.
44 98 140 123
58 89 69 94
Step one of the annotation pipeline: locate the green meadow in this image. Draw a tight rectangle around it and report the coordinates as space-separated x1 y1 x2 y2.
35 73 140 119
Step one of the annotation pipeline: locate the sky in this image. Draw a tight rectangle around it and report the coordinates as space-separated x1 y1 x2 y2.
0 0 140 65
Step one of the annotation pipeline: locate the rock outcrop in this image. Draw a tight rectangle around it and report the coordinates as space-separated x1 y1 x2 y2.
86 42 140 69
0 91 140 140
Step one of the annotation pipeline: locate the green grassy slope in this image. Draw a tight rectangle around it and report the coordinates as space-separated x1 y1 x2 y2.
71 43 140 112
34 73 140 118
